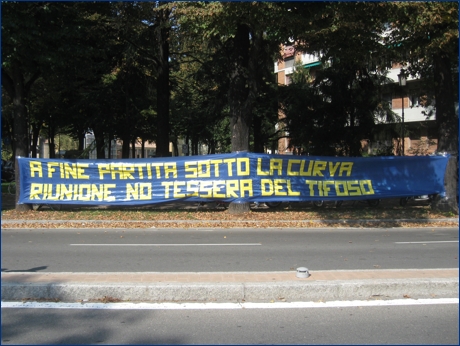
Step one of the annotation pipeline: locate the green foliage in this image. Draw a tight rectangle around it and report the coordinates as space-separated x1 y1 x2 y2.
370 144 395 157
2 1 457 161
55 134 78 152
385 2 458 73
175 2 289 153
1 147 13 162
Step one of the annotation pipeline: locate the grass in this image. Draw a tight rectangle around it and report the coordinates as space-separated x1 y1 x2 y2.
1 182 14 194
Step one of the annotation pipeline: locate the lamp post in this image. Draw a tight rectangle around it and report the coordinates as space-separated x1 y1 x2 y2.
398 70 406 156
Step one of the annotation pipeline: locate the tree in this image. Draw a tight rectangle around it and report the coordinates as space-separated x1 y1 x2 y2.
279 58 397 157
277 2 399 157
386 2 459 213
175 2 288 213
2 3 40 209
114 2 174 157
170 57 230 155
153 4 173 157
251 82 279 154
2 2 92 209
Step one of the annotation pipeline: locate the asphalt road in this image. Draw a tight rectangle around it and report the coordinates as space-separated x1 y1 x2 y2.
1 227 458 272
1 302 458 344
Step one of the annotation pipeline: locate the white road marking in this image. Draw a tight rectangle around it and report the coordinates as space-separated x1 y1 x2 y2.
395 241 459 244
2 298 458 310
69 243 261 246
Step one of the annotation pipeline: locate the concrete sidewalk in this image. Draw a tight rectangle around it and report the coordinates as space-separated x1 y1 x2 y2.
2 269 458 303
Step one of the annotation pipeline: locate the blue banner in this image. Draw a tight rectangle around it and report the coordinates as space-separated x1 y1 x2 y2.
17 153 449 206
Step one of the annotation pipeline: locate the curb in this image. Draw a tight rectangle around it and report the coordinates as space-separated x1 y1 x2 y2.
2 278 458 303
1 218 458 226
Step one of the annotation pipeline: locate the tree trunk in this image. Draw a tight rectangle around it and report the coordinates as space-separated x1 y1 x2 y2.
171 138 179 157
131 138 136 158
93 128 106 159
141 138 145 158
48 130 56 159
78 130 85 151
121 137 130 158
155 7 171 158
191 139 198 155
108 135 112 159
431 53 458 214
30 122 41 158
185 135 190 156
208 140 216 154
228 201 251 214
229 24 252 153
228 24 253 214
2 62 33 210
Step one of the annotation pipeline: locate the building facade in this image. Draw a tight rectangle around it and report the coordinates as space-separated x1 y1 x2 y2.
274 46 444 156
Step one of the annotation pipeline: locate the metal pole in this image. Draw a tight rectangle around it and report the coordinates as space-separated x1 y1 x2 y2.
113 138 116 159
398 70 406 157
401 94 405 156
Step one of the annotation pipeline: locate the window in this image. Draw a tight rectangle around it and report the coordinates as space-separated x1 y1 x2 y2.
284 58 295 69
410 92 421 108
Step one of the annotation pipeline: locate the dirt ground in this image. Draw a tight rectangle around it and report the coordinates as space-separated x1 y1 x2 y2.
2 193 458 229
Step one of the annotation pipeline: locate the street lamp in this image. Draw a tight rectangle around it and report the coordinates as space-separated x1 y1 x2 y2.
398 70 406 156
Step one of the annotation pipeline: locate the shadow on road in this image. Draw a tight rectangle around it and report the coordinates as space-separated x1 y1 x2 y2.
2 266 48 273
